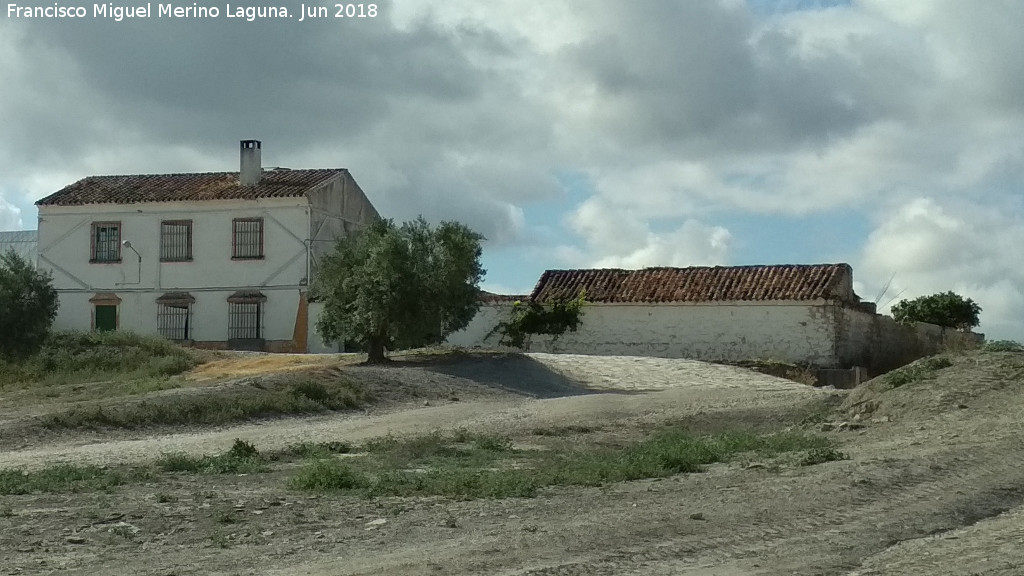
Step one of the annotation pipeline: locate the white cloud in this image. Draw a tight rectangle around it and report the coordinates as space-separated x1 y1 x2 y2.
857 197 1024 340
557 197 732 269
3 0 1024 333
0 196 21 231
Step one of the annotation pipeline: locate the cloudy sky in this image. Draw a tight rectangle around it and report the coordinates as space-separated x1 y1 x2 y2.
2 0 1022 339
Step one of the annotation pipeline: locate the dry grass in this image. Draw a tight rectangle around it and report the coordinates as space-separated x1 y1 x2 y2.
186 353 362 382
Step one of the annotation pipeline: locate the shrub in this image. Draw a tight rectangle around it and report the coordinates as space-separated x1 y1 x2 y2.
2 330 200 386
0 250 59 360
891 292 981 330
290 380 331 403
490 290 586 349
982 340 1024 352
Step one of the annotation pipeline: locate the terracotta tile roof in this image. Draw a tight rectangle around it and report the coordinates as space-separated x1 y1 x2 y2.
530 264 856 304
35 169 347 206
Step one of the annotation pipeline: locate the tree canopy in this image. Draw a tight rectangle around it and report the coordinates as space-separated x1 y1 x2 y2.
890 291 981 330
0 250 59 360
312 217 485 362
490 291 587 349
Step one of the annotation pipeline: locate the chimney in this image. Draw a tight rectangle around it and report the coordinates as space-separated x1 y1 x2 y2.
239 140 262 186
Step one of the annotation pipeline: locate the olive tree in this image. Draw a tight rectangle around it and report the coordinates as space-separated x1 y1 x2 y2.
312 217 485 363
0 250 59 359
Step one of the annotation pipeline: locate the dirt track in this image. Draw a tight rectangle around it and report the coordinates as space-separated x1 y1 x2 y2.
2 351 1023 575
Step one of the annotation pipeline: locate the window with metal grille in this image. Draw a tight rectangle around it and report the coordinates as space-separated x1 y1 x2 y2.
91 222 121 262
232 218 264 259
229 302 262 339
160 220 193 262
157 303 191 340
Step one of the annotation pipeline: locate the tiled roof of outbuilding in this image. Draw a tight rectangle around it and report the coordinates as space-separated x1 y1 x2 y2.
530 264 855 304
35 169 346 206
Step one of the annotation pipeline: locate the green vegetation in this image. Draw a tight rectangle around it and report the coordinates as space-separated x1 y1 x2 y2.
983 340 1024 352
490 290 586 349
891 291 981 330
290 427 839 499
312 216 485 363
40 376 368 430
0 463 150 495
287 440 354 458
157 439 268 474
885 356 955 388
0 250 59 360
0 330 200 388
531 424 600 436
0 427 842 499
0 439 267 495
799 447 849 466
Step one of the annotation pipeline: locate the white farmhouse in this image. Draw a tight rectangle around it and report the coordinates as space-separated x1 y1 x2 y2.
34 140 379 352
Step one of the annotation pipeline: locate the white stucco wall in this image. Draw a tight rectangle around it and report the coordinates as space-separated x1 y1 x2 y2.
445 303 514 348
305 301 343 353
37 198 311 345
449 301 840 365
52 288 302 342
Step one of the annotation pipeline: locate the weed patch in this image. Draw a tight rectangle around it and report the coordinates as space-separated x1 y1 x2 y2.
291 428 837 499
885 356 954 389
40 376 368 430
288 441 353 458
157 439 268 474
0 330 201 388
290 458 369 490
531 425 599 436
0 463 133 495
799 447 849 466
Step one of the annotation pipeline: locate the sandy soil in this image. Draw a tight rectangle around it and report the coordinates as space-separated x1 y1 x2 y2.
1 350 1023 575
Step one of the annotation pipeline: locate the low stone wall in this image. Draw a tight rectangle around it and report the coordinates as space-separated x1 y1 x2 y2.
446 299 983 379
837 308 982 376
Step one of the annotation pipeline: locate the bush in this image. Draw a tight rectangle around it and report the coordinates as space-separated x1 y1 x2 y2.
982 340 1024 352
891 292 981 330
490 291 586 349
0 250 59 360
1 330 201 386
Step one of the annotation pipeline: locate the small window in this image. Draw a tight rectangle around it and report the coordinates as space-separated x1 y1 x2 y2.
160 220 193 262
91 222 121 263
232 218 264 259
229 302 262 339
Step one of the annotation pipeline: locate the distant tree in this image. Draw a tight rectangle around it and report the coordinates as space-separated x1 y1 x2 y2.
0 250 59 359
890 291 981 330
312 217 485 363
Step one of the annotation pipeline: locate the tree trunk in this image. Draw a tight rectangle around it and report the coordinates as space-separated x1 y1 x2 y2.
366 334 388 364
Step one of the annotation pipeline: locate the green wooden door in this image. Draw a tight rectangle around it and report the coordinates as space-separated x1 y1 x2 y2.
95 305 117 332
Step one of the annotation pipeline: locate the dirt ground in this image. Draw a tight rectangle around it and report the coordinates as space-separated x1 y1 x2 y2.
1 350 1023 575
